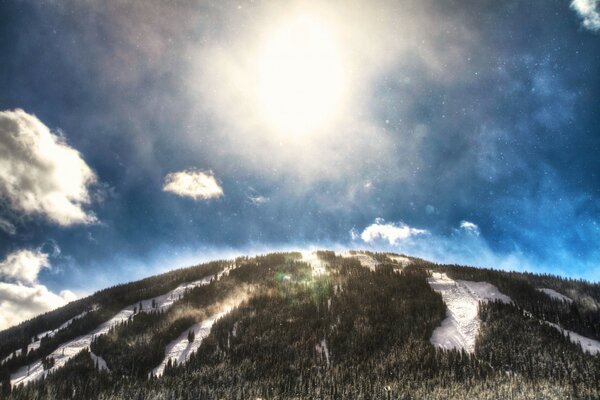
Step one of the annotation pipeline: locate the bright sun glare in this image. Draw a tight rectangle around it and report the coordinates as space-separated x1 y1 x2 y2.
258 15 346 136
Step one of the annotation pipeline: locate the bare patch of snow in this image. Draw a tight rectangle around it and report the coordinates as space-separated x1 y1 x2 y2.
90 352 109 371
388 255 411 268
301 252 329 276
547 322 600 356
340 251 379 271
537 288 573 304
427 272 511 353
315 338 330 367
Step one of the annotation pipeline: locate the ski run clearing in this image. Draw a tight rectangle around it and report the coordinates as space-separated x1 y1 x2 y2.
547 322 600 355
427 272 511 353
151 309 230 377
90 352 109 371
340 252 379 271
10 265 235 387
536 288 573 303
2 311 89 364
301 252 329 276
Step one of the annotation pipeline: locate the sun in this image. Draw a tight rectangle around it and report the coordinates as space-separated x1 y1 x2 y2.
257 15 346 136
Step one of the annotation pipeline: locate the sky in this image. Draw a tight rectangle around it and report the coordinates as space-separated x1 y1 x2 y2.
0 0 599 330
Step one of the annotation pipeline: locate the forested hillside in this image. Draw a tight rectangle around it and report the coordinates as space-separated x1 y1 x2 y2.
1 251 599 399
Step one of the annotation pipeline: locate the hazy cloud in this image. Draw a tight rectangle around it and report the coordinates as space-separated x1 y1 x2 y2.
0 109 97 226
571 0 600 32
0 249 76 330
360 218 428 245
163 170 224 200
0 217 16 235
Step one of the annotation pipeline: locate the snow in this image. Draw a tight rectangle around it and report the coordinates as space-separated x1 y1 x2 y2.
547 322 600 356
537 288 573 303
10 272 224 387
90 352 109 371
340 251 379 271
2 311 90 365
388 255 411 267
315 338 330 367
151 309 230 377
301 252 329 276
427 272 511 353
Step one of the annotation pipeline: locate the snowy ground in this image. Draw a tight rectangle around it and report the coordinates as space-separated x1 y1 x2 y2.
340 251 379 271
301 252 329 275
537 288 573 303
315 338 330 367
427 272 511 353
152 309 230 377
547 323 600 355
10 270 229 387
90 352 109 371
2 311 90 365
387 255 411 268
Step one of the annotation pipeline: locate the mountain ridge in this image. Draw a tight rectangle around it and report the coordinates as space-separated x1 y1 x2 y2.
1 250 599 399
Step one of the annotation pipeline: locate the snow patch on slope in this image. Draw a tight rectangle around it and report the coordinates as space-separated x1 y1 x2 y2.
9 269 232 387
151 309 229 377
340 252 379 271
427 272 511 353
2 311 90 365
315 338 330 367
537 288 573 303
388 255 411 267
301 252 329 276
547 323 600 355
90 352 109 371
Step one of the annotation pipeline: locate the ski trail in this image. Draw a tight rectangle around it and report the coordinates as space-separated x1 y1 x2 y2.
427 272 511 353
10 265 235 387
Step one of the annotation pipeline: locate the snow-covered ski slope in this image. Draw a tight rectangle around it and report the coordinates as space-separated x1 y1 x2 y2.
547 322 600 355
151 296 247 377
427 272 511 353
10 266 235 387
2 311 89 364
301 252 329 276
536 288 573 303
340 251 379 271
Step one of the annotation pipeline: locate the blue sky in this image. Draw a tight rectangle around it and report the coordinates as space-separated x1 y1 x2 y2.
0 0 599 329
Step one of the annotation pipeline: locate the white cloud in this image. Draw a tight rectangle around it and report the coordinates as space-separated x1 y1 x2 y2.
359 218 428 245
163 169 224 200
459 220 480 236
0 109 97 226
0 249 49 284
0 249 77 330
571 0 600 32
0 283 75 330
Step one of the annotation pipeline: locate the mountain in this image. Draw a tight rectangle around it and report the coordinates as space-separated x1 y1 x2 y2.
0 251 599 399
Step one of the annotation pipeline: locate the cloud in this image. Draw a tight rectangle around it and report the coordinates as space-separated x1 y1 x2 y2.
0 217 16 235
0 249 49 284
459 220 480 236
571 0 600 32
0 283 76 331
359 218 428 245
163 170 224 200
0 109 97 226
0 249 77 330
